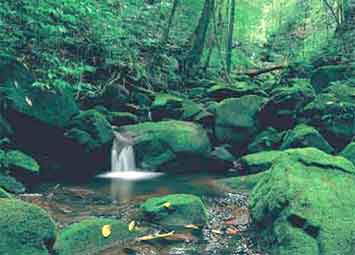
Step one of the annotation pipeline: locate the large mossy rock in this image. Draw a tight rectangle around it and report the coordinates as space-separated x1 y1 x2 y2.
250 149 355 255
0 199 56 255
280 124 334 153
5 150 40 173
0 173 26 194
300 84 355 149
311 65 355 92
215 95 267 147
0 187 11 198
54 217 138 255
219 172 268 192
207 81 267 102
259 80 315 129
140 194 208 227
120 121 211 170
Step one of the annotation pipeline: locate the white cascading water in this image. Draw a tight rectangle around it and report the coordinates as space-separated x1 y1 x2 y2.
97 131 163 202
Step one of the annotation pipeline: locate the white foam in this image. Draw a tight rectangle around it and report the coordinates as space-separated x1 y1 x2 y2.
97 171 164 181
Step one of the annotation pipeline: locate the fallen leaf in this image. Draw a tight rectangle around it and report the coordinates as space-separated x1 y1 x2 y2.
164 232 198 242
226 227 240 235
211 229 222 235
25 97 33 106
128 221 136 232
137 231 175 241
163 202 172 209
102 224 112 238
184 224 199 230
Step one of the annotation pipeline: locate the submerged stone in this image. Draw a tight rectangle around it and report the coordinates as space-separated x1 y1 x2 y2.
250 150 355 255
140 194 208 227
54 217 138 255
0 199 56 255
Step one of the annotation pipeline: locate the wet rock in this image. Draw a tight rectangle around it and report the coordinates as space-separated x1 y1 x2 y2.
120 121 211 171
259 79 315 129
150 93 183 121
340 142 355 165
280 124 334 153
247 127 284 154
250 148 355 255
140 194 208 228
0 198 56 255
299 84 355 149
54 217 139 255
215 95 267 147
207 81 268 102
311 64 355 92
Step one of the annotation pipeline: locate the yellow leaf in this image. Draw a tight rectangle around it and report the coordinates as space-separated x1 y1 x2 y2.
101 224 112 238
163 202 171 209
128 221 136 232
184 224 199 230
136 231 175 241
25 97 33 107
211 229 222 235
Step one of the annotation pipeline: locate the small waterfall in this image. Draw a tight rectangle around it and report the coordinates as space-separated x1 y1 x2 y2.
111 132 136 172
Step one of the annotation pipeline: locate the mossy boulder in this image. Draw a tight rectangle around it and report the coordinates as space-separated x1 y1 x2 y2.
280 124 334 153
219 172 268 192
140 194 208 227
207 81 267 102
238 150 285 175
0 173 26 194
247 128 284 153
54 217 139 255
151 93 184 120
181 100 213 125
120 121 211 170
340 142 355 165
311 65 355 92
99 84 130 112
259 79 315 129
5 150 40 173
300 86 355 149
250 149 355 255
65 110 113 152
109 112 138 126
0 199 56 255
215 95 267 146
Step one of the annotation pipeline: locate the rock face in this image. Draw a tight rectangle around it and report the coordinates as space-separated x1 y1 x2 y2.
280 124 334 153
54 217 138 255
120 120 211 170
0 199 56 255
140 194 208 227
215 95 267 147
259 80 315 129
250 148 355 255
300 84 355 149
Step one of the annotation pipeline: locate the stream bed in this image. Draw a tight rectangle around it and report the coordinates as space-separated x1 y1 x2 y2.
22 174 266 255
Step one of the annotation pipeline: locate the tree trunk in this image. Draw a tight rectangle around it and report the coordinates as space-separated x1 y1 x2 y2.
184 0 215 76
161 0 179 45
226 0 235 74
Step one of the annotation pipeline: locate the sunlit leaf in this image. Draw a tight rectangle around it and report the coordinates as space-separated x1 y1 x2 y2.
184 224 199 230
128 221 136 232
101 224 112 238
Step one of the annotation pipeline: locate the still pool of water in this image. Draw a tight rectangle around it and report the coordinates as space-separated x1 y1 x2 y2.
22 173 265 255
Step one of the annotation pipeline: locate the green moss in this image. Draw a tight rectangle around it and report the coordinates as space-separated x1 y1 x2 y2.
0 199 56 255
215 95 267 145
340 142 355 165
0 173 26 194
6 150 40 173
280 124 334 154
120 121 211 170
65 110 113 151
250 149 355 255
247 128 284 153
152 93 183 108
140 194 208 227
239 150 285 174
109 112 138 126
219 172 268 191
151 93 184 120
54 217 139 255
